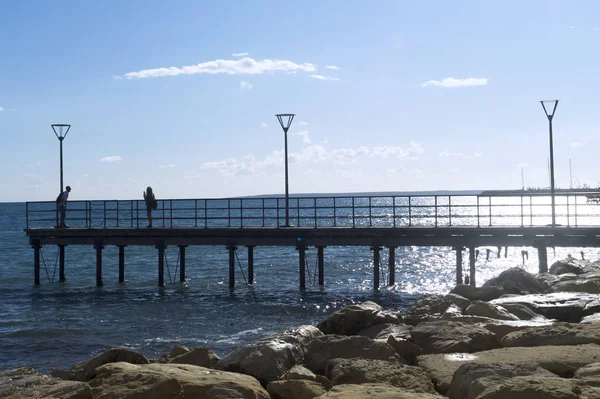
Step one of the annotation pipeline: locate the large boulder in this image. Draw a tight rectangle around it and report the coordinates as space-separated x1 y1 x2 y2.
410 321 500 354
282 365 333 390
356 323 412 341
447 363 558 399
267 379 328 399
574 362 600 379
475 376 600 399
90 362 269 398
386 336 425 364
0 367 92 399
483 267 545 294
416 344 600 394
314 383 443 398
549 278 600 294
500 322 600 347
464 301 519 321
169 347 220 368
481 319 555 340
325 358 437 394
499 303 546 320
216 325 322 386
550 259 585 275
401 295 454 326
450 285 505 301
158 345 191 363
304 335 398 375
444 293 471 310
59 348 149 381
581 313 600 324
316 301 398 335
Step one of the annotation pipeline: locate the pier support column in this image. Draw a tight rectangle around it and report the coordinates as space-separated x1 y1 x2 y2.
179 245 187 283
537 245 548 273
247 246 254 285
33 240 41 286
371 246 381 290
469 246 476 286
455 246 463 285
317 246 325 286
504 246 508 258
118 245 125 283
388 247 396 286
157 242 165 287
59 245 66 282
298 245 306 290
228 245 236 289
95 240 104 287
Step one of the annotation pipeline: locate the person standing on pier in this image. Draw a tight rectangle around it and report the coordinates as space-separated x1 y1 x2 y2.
57 186 71 228
143 187 157 228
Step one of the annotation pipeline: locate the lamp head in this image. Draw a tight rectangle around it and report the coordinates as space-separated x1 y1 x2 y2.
540 100 559 119
52 124 72 140
276 114 295 131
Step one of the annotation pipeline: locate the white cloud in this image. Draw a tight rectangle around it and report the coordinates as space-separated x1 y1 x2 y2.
439 150 483 159
100 156 122 163
261 122 268 127
326 65 340 70
594 27 599 31
0 107 3 111
183 174 205 180
569 26 575 29
310 75 340 81
240 80 253 89
298 121 308 125
158 164 176 168
120 57 317 79
294 130 311 144
232 52 249 57
571 142 582 148
372 142 424 160
422 77 488 88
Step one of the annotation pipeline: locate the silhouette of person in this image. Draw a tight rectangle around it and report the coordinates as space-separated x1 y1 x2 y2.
143 187 156 228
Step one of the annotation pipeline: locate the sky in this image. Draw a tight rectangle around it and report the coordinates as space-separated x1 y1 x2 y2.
1 0 599 202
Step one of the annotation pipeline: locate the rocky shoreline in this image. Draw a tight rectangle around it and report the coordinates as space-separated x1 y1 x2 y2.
4 257 600 398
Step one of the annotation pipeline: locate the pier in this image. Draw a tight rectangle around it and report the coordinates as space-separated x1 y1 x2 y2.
25 192 600 289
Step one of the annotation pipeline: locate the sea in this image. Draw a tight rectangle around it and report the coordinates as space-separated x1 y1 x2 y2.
1 194 599 372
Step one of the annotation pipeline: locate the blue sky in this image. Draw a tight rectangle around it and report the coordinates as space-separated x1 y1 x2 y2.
1 1 599 202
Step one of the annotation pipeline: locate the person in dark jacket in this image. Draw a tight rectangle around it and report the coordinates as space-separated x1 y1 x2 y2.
143 187 156 228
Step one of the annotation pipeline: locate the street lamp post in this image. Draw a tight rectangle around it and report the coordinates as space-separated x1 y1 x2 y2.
540 100 559 227
51 124 72 194
276 114 295 227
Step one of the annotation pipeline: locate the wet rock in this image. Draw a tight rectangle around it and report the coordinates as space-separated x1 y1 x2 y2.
500 322 600 347
401 294 453 326
500 303 546 320
386 336 424 364
450 284 505 302
444 293 471 310
325 358 437 394
267 379 328 399
282 365 333 390
356 322 412 341
0 367 92 399
416 344 600 394
315 383 443 398
67 348 149 381
550 278 600 294
215 325 322 386
89 362 269 398
169 347 220 368
550 259 586 275
304 335 399 375
410 320 500 354
482 319 555 340
581 313 600 324
464 300 519 321
317 301 399 335
482 267 545 295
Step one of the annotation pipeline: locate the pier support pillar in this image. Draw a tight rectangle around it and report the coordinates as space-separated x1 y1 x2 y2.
317 246 325 287
469 246 476 287
228 245 236 289
95 240 104 287
388 247 396 286
371 246 381 290
247 246 254 285
504 246 508 258
179 245 187 283
33 240 41 286
455 246 463 285
537 245 548 273
298 245 306 290
157 242 165 287
59 245 66 282
118 245 125 283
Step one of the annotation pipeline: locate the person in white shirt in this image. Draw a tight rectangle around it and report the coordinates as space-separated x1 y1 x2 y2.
58 186 71 228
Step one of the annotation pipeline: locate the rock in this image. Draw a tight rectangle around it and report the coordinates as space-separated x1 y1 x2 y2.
68 348 149 381
499 303 546 320
317 301 398 335
550 259 585 275
386 336 424 364
158 345 191 362
304 335 399 375
314 383 443 398
267 379 328 399
89 362 270 398
282 365 333 390
410 321 500 354
482 319 555 340
401 295 453 326
475 376 582 399
0 367 92 399
416 344 600 394
440 314 497 323
574 362 600 379
490 292 600 323
444 293 471 310
447 363 557 399
215 325 322 386
356 323 412 341
550 278 600 294
450 285 505 302
581 313 600 324
325 358 437 394
500 322 600 347
483 267 545 295
464 301 519 321
169 347 220 368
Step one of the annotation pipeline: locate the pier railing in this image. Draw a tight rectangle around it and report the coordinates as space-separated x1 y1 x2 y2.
25 193 600 230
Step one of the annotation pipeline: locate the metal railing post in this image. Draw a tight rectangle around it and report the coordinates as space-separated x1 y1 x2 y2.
489 196 492 226
408 196 412 226
434 196 438 227
333 198 337 227
314 198 317 228
195 199 198 227
369 197 372 227
204 199 208 228
477 196 480 227
352 197 355 228
241 199 244 228
170 199 173 228
448 195 452 226
116 200 120 227
393 197 396 227
520 195 524 227
103 201 107 229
